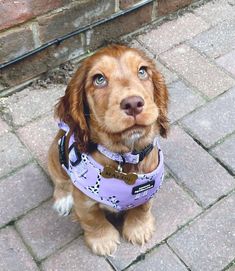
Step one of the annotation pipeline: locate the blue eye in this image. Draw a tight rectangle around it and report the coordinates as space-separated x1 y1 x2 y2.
93 74 107 87
138 66 148 80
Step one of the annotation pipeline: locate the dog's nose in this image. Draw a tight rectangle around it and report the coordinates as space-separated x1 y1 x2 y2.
120 96 144 117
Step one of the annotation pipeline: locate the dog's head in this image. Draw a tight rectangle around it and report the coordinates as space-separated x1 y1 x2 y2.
56 45 169 152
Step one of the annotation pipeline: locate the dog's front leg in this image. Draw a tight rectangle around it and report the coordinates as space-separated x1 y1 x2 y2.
123 199 155 245
73 188 120 256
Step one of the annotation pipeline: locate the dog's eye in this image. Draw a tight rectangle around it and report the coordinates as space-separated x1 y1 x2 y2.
138 66 148 80
93 74 107 87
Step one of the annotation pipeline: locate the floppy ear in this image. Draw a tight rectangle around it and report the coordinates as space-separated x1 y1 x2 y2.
151 68 169 138
55 64 90 152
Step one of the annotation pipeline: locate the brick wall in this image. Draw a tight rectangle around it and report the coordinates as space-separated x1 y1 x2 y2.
0 0 194 93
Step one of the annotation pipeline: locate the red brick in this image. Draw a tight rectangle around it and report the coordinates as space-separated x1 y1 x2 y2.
38 0 115 43
0 34 83 88
0 1 32 31
87 3 153 50
0 26 35 64
158 0 193 16
0 227 39 271
30 0 71 17
0 0 70 31
119 0 141 9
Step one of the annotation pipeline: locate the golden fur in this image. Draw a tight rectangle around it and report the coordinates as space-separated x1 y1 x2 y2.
48 44 169 256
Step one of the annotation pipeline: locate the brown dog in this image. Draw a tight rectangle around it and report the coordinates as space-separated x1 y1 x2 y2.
48 44 169 256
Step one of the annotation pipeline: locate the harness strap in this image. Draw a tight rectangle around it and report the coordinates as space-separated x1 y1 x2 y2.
132 143 154 163
58 121 160 166
58 135 68 169
97 137 158 165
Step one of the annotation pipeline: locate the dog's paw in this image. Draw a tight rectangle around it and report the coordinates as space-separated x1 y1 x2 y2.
53 194 74 216
123 213 155 245
85 226 120 256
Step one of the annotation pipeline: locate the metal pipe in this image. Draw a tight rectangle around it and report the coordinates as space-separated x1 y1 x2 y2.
0 0 153 69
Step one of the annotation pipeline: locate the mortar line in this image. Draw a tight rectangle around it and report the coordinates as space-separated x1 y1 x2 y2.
12 224 43 269
178 122 235 177
222 258 235 271
123 189 235 270
166 242 191 270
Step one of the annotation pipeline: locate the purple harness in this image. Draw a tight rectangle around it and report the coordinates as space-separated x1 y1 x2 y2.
58 122 164 211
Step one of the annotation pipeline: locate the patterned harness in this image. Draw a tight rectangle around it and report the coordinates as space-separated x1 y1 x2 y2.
58 122 164 211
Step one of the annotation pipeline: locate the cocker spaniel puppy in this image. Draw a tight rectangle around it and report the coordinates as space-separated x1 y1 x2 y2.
48 44 169 256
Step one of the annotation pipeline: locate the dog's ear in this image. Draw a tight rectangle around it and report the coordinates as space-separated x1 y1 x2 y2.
151 68 169 138
56 64 89 152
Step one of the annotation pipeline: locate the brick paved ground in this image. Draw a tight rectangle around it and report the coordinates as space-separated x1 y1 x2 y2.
0 1 235 270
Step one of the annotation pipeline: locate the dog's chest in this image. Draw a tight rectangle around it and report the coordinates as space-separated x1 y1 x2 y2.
65 151 164 211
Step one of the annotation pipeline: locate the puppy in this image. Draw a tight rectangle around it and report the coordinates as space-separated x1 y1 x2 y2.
48 44 169 256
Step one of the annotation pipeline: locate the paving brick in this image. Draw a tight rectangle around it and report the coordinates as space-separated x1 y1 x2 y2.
0 163 52 227
109 178 201 270
155 60 178 85
168 80 205 123
129 39 155 59
138 13 209 54
127 244 188 271
0 132 31 178
216 49 235 77
160 126 235 207
194 0 235 26
168 192 235 271
0 26 35 63
190 18 235 58
3 85 65 127
0 227 39 271
16 200 82 261
41 236 113 271
0 118 9 136
160 44 235 98
211 133 235 175
17 114 58 171
181 87 235 148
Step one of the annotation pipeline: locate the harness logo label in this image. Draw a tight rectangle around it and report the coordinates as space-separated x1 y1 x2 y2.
132 181 155 195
